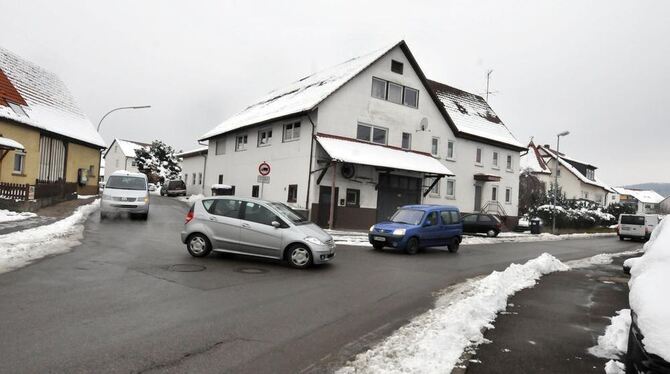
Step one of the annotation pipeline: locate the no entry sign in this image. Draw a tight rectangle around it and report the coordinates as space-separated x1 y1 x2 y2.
258 161 271 176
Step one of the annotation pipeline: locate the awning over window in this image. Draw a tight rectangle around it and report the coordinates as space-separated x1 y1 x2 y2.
0 136 24 151
474 173 501 182
315 134 454 176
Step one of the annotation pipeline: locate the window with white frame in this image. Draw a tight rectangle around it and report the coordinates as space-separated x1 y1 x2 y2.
476 148 483 164
403 87 418 108
446 179 456 198
491 186 498 201
505 187 512 203
370 77 419 109
431 137 439 156
356 123 387 145
12 151 25 174
235 134 248 151
447 140 455 160
371 77 387 99
506 154 513 170
492 152 499 168
429 177 441 197
283 122 301 142
401 132 412 149
215 138 226 155
387 82 403 104
257 128 272 147
586 168 595 181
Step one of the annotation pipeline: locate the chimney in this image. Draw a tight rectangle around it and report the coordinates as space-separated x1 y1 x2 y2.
544 144 551 149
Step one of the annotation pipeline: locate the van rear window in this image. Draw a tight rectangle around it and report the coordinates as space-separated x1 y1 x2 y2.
621 215 645 225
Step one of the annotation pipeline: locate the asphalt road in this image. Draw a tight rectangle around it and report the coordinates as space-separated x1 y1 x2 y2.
0 196 640 374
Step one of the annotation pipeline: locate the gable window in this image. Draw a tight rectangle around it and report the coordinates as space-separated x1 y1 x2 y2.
447 140 455 160
252 185 260 198
403 87 418 108
492 152 499 168
391 60 404 74
287 184 298 203
12 151 25 174
505 187 512 203
218 174 223 184
431 137 439 156
401 132 412 149
215 138 226 155
586 168 595 181
476 148 482 164
506 155 513 170
387 82 403 104
446 179 456 198
235 134 248 151
356 123 387 145
371 77 387 99
257 128 272 147
346 189 360 207
283 122 301 142
491 186 498 201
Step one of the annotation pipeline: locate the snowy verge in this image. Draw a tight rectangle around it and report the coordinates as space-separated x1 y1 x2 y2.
0 209 37 223
588 309 631 359
0 199 100 274
336 253 569 373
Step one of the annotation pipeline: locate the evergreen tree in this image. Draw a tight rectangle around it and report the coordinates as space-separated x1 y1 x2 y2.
134 140 182 182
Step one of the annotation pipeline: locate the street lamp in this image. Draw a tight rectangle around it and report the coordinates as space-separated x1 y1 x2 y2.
97 105 151 132
552 130 570 234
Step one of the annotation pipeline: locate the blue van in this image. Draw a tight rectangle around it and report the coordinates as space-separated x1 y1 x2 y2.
368 205 463 254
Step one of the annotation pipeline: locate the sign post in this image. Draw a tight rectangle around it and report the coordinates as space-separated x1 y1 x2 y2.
258 162 271 199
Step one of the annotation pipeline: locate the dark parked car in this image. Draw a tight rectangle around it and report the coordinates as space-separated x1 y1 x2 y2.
160 179 187 197
368 204 463 254
461 213 503 237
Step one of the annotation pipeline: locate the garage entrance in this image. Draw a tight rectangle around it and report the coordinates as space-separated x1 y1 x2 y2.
376 174 421 222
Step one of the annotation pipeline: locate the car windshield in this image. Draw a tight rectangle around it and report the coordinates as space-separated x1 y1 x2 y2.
621 215 645 225
390 209 425 225
268 202 308 225
106 176 146 190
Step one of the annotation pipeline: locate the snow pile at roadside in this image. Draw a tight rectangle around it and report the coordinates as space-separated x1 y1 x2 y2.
566 249 642 269
588 309 631 359
604 360 626 374
0 199 99 274
628 217 670 362
76 194 98 200
336 253 569 373
0 209 37 223
176 194 204 203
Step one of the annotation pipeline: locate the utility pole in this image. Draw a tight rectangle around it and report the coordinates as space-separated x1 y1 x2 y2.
552 131 570 235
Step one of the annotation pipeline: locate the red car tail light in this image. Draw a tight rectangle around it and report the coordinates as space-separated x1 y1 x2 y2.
185 208 194 224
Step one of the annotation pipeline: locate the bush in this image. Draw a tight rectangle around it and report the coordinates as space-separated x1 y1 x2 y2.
531 204 616 230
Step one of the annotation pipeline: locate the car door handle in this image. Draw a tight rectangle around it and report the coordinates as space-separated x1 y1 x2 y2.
241 223 250 228
209 217 217 222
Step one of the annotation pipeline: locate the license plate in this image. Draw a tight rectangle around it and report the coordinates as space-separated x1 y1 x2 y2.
373 236 386 242
622 227 630 231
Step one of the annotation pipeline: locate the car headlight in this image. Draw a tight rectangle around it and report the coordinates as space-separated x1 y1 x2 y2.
102 194 112 201
144 194 150 203
369 225 375 232
392 228 406 236
304 236 325 245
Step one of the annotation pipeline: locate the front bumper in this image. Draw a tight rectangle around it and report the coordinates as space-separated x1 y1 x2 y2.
627 315 670 373
101 199 149 214
368 233 408 249
308 242 336 264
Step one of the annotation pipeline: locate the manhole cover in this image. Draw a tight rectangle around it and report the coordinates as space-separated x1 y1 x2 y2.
235 267 268 274
168 264 206 272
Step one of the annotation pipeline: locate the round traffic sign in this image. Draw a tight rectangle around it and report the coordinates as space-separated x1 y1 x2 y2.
258 162 271 176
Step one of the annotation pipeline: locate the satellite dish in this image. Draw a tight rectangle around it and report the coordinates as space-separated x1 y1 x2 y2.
419 117 429 131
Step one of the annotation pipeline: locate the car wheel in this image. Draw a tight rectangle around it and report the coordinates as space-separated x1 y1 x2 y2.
486 229 498 237
187 233 212 258
619 236 624 241
372 243 384 250
100 211 106 220
141 212 148 220
287 244 313 269
448 237 460 253
405 237 419 255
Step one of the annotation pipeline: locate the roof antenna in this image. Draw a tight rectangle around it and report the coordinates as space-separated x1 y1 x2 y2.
485 69 494 102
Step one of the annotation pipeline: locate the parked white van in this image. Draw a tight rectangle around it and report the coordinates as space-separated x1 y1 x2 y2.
617 214 659 241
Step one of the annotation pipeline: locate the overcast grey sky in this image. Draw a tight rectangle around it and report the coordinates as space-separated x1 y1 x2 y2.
1 0 668 186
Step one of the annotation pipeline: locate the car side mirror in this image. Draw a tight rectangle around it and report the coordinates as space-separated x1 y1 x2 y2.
423 222 431 227
271 221 281 228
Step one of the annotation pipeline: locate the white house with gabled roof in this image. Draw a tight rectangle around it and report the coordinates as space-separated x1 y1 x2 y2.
176 146 208 195
103 138 150 181
199 40 525 230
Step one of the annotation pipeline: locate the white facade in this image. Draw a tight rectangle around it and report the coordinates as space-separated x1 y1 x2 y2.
661 196 670 214
103 139 147 181
201 42 523 229
178 148 208 196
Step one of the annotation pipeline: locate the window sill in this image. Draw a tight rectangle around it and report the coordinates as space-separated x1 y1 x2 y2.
257 144 272 148
282 138 301 143
445 157 456 162
491 166 500 170
506 169 514 173
445 196 456 200
235 149 247 152
475 163 484 168
11 172 26 176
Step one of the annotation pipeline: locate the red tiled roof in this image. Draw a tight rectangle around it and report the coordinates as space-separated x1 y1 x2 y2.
0 68 26 106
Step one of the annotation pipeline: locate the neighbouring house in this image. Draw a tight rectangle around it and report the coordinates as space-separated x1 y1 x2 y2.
610 187 665 214
176 146 207 195
0 46 105 209
103 138 149 181
198 40 525 230
520 141 613 206
660 195 670 215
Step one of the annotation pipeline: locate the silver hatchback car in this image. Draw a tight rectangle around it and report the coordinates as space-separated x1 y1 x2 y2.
180 197 335 268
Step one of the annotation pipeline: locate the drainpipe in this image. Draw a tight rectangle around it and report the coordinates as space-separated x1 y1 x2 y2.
305 112 316 216
198 140 208 196
329 160 337 230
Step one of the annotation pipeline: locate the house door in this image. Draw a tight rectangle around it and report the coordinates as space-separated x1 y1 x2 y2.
317 186 339 228
474 184 482 212
376 174 421 222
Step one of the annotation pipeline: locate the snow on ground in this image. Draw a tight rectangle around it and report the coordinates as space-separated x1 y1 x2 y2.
588 309 631 359
328 229 616 248
0 199 99 274
176 194 204 204
604 360 626 374
0 209 37 223
566 249 642 269
337 250 639 374
76 194 98 199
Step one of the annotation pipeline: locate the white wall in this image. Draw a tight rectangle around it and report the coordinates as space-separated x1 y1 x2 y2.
103 140 139 180
181 154 206 195
538 159 608 205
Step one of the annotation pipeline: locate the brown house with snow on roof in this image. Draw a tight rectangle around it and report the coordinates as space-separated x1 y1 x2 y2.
0 47 105 209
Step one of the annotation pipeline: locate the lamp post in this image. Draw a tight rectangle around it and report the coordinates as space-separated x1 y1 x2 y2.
97 105 151 132
552 130 570 234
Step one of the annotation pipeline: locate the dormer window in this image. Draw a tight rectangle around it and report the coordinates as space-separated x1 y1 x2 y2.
391 60 404 74
586 168 595 181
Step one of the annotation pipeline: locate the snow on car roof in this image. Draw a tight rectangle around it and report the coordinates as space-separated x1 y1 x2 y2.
315 133 454 176
612 187 665 204
200 42 399 140
0 47 105 148
428 80 523 149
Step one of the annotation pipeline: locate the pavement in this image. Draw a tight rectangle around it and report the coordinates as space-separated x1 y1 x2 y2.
0 196 97 235
0 195 641 373
465 254 637 374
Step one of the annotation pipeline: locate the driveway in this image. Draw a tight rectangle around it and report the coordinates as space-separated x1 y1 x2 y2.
0 196 640 373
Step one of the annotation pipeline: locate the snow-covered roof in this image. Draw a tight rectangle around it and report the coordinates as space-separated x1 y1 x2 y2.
0 47 105 148
539 145 613 192
428 80 523 150
520 142 551 174
200 42 400 140
612 187 665 204
0 136 24 150
117 139 149 158
316 133 454 176
176 146 208 158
